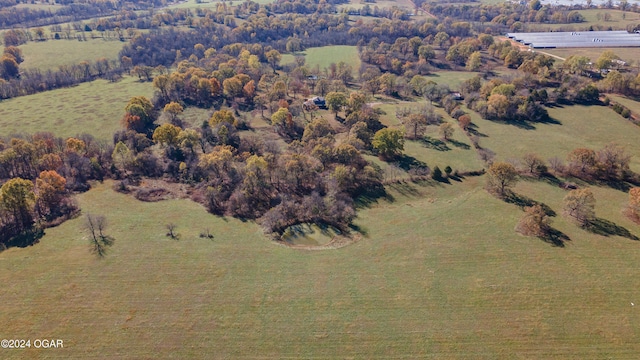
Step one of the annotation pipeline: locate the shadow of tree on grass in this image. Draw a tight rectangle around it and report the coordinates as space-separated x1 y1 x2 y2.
421 136 450 151
2 227 45 251
539 228 571 248
447 139 471 150
586 218 639 240
504 192 557 217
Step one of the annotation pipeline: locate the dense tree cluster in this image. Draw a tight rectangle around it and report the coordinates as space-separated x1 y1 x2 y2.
0 133 115 247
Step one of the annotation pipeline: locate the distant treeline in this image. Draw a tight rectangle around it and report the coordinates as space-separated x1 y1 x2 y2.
0 0 168 29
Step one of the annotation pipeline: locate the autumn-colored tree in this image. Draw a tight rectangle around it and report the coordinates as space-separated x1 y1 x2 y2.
439 122 454 141
35 170 66 218
3 46 23 63
486 162 518 197
567 147 596 177
153 123 182 147
271 107 292 131
163 102 184 122
243 80 256 102
199 145 234 175
0 178 35 231
223 77 244 99
0 55 20 80
563 188 596 226
39 153 63 171
209 109 237 127
210 77 222 97
122 96 156 133
516 205 551 237
626 187 640 223
458 114 471 131
65 137 87 154
372 128 405 159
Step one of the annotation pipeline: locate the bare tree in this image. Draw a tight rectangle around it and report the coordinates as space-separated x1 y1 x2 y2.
166 223 179 240
86 214 114 258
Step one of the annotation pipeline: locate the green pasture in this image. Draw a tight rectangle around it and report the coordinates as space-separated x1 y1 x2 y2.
17 38 125 71
2 167 640 358
281 45 361 73
529 9 640 31
373 100 484 172
607 94 640 114
426 71 480 90
466 104 640 171
0 77 154 141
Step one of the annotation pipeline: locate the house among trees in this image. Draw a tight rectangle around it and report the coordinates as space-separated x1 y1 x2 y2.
304 96 327 110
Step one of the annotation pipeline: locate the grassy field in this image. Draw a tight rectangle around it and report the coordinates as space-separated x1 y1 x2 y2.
0 77 154 141
467 104 640 172
281 45 361 72
529 9 640 31
16 38 126 71
338 0 415 11
608 94 640 114
425 71 480 90
373 99 484 172
2 168 640 358
543 47 640 63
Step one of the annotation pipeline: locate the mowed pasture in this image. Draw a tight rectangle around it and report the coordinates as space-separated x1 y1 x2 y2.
466 104 640 172
2 169 640 358
0 77 154 140
543 47 640 63
281 45 361 72
608 94 640 115
17 38 126 71
529 9 640 31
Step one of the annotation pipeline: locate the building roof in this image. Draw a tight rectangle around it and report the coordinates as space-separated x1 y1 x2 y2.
506 31 640 48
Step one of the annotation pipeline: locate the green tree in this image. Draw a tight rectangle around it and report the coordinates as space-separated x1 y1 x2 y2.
302 118 334 142
271 107 292 129
595 50 619 71
372 128 405 159
466 51 482 71
325 91 348 119
112 141 133 172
